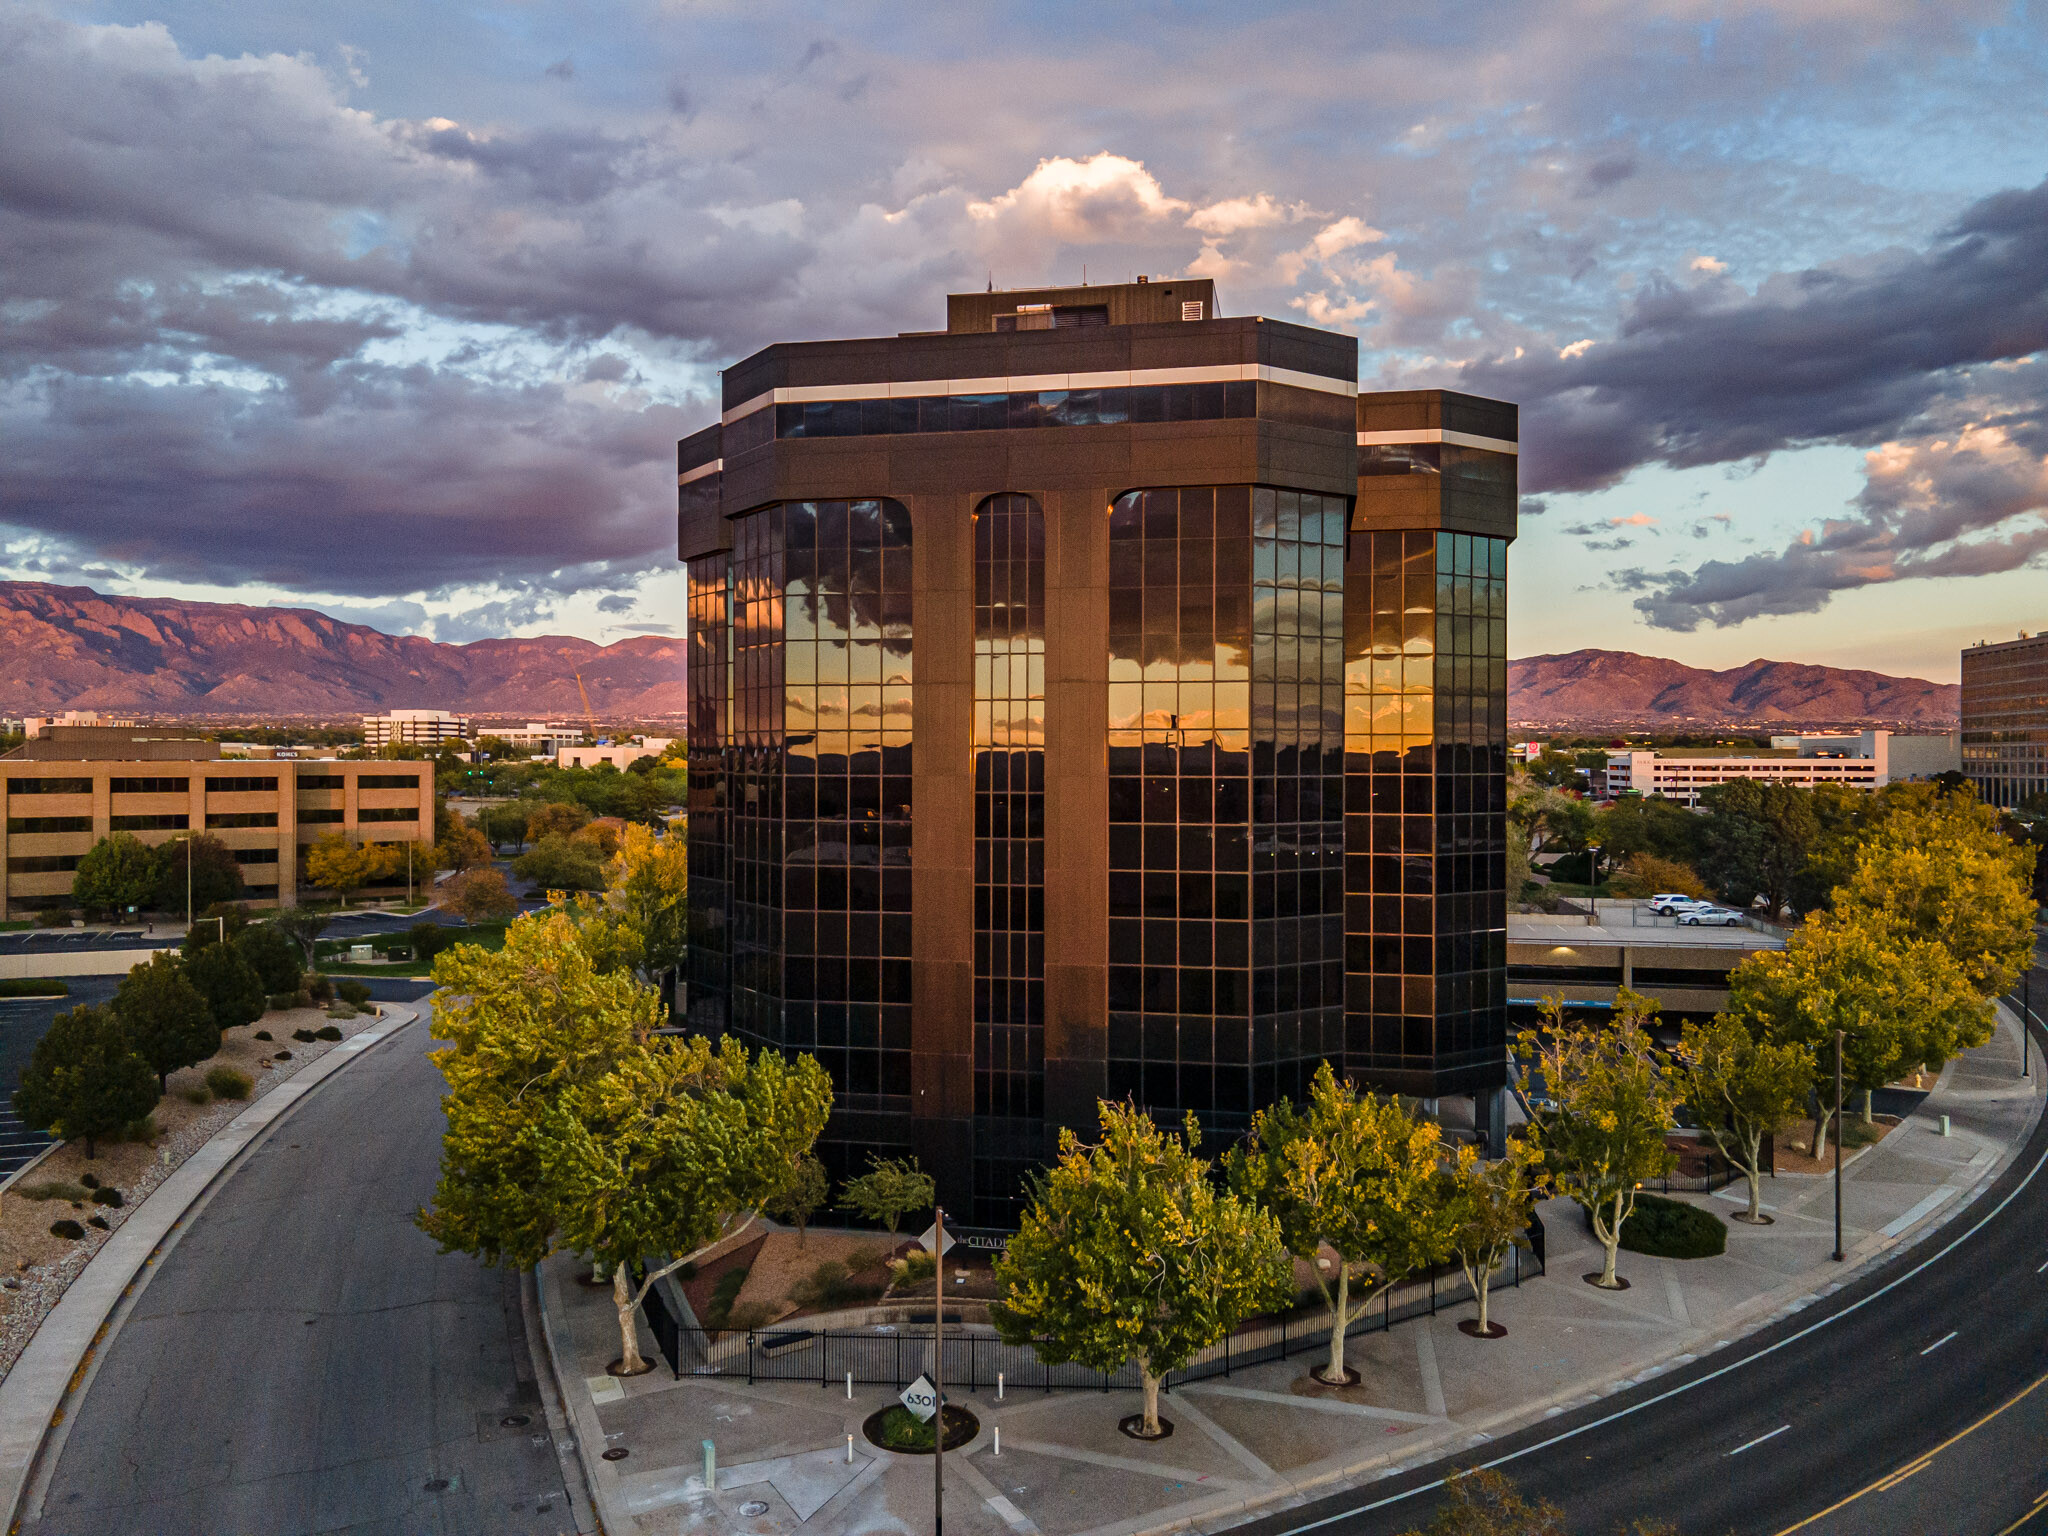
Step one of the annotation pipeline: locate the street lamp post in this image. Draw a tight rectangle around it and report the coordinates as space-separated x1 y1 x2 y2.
2022 965 2032 1081
933 1205 946 1536
1843 1028 1859 1269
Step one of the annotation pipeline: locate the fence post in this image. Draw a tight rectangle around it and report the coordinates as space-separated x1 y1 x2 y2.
1383 1288 1391 1332
1430 1269 1437 1316
822 1334 828 1390
748 1330 755 1387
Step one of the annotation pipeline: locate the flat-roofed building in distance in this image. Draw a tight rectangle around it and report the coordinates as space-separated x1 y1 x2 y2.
493 722 586 756
2 725 436 917
1605 729 1959 807
363 708 472 750
676 278 1517 1228
1962 633 2048 809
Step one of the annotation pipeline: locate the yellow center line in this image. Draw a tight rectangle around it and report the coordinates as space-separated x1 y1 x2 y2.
1995 1490 2048 1536
1774 1370 2048 1535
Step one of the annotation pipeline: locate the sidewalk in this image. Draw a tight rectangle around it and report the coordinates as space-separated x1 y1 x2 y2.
536 1006 2043 1536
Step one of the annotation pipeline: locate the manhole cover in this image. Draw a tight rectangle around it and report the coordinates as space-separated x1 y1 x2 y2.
423 1478 452 1493
601 1447 629 1461
500 1414 531 1428
739 1500 770 1517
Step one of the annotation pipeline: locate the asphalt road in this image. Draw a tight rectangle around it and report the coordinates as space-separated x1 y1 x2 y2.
20 1011 576 1536
1233 945 2048 1536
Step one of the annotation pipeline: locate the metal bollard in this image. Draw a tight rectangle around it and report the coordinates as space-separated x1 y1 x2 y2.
846 1433 854 1464
1941 1114 1952 1137
703 1438 716 1490
997 1372 1005 1401
994 1426 1001 1456
846 1371 853 1400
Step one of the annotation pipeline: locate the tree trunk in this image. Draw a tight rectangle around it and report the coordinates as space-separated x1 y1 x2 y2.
612 1263 646 1375
84 1134 96 1159
1861 1087 1873 1126
1811 1102 1834 1162
1593 1191 1624 1288
1138 1362 1164 1437
1322 1267 1350 1383
1744 1164 1763 1222
1473 1253 1493 1333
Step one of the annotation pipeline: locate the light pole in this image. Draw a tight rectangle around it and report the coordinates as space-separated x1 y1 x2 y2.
1843 1028 1859 1269
2022 963 2032 1081
933 1205 946 1536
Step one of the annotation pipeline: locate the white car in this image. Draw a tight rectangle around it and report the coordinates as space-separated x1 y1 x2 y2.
1677 905 1744 927
1648 893 1710 914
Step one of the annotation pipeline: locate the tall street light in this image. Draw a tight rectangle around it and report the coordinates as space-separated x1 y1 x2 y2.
1832 1028 1845 1263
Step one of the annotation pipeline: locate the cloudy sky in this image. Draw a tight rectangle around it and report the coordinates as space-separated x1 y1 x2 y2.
3 1 2044 679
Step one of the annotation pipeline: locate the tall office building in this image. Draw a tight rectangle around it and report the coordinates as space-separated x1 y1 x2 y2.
679 281 1516 1228
1962 632 2048 809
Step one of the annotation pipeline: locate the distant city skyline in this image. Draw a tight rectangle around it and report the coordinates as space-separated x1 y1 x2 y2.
3 2 2044 681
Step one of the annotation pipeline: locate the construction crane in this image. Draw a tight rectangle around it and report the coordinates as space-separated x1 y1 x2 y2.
574 671 598 740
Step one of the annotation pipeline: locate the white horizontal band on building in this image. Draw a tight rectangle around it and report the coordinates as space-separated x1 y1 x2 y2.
719 364 1358 427
677 457 724 487
1357 428 1519 455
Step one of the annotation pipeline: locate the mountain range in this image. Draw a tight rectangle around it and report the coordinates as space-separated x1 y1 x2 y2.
1507 649 1958 729
0 581 686 718
0 582 1958 729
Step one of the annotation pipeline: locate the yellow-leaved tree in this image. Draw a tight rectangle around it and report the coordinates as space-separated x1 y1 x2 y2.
303 833 400 906
565 823 689 993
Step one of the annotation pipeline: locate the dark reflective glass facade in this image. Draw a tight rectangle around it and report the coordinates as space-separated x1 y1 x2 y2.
685 560 730 1028
973 494 1046 1227
1341 529 1509 1092
701 499 916 1180
762 380 1353 440
1105 486 1346 1135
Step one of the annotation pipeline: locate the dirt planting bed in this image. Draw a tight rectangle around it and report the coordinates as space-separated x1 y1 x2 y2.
0 1005 372 1385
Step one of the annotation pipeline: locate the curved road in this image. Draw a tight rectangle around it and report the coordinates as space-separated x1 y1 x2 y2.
18 1006 578 1536
1234 942 2048 1536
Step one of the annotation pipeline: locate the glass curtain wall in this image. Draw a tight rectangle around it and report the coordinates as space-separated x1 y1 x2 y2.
972 494 1046 1227
1341 530 1508 1088
685 558 731 1031
1106 486 1346 1136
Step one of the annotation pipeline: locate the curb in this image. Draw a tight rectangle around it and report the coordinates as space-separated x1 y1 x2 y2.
533 1259 628 1536
0 1005 417 1531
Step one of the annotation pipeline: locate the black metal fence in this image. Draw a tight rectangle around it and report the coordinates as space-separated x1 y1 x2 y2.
639 1213 1545 1389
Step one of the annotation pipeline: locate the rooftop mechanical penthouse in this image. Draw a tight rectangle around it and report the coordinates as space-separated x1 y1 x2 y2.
678 279 1518 1229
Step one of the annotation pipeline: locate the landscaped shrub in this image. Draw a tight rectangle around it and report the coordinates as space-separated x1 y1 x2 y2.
87 1215 109 1231
292 1028 319 1043
0 979 67 998
704 1265 752 1328
205 1066 252 1100
792 1259 884 1312
305 973 333 1004
890 1249 938 1292
18 1181 90 1204
49 1219 85 1240
179 1085 211 1105
335 980 371 1009
92 1186 123 1208
121 1115 158 1144
266 993 299 1012
315 1024 344 1041
327 1003 357 1020
254 1030 273 1042
273 1050 292 1060
724 1300 776 1333
79 1173 98 1189
1618 1193 1727 1259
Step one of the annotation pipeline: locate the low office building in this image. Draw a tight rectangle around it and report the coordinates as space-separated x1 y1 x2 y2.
1962 633 2048 809
557 738 675 771
2 728 436 916
1605 730 1958 806
494 722 586 756
1507 913 1783 1018
363 709 472 749
679 278 1515 1226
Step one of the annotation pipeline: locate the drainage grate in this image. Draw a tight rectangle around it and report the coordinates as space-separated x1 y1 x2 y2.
739 1500 770 1517
601 1447 629 1461
500 1414 531 1428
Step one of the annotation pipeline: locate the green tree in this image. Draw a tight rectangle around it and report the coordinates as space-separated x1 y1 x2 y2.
523 801 592 841
1695 779 1818 916
268 907 331 970
70 833 158 919
1726 911 1988 1149
993 1102 1292 1438
1606 853 1709 901
512 832 606 893
148 835 245 915
543 1035 833 1374
1828 785 2037 1000
304 833 398 905
1226 1062 1455 1386
768 1153 830 1247
234 922 304 994
186 938 266 1032
112 951 220 1090
1671 1014 1814 1223
180 900 250 955
839 1154 936 1236
440 866 520 922
419 912 653 1272
13 1004 159 1158
437 818 494 872
1597 794 1699 865
1518 991 1680 1289
566 824 690 990
478 802 532 853
1438 1137 1548 1337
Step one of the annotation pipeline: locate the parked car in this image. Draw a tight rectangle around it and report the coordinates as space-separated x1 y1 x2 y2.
1648 893 1710 914
1677 906 1745 927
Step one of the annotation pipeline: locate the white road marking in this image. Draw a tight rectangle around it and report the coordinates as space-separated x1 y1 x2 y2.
1920 1331 1959 1356
1727 1424 1792 1457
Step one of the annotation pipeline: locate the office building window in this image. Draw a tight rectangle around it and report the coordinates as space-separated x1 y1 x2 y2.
206 777 278 793
110 778 189 795
1342 529 1508 1087
6 779 92 796
9 856 82 874
357 807 418 823
358 775 421 790
297 775 345 791
973 493 1045 1227
207 812 280 829
299 809 345 824
110 814 189 832
232 848 281 864
7 817 92 834
1106 485 1346 1135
